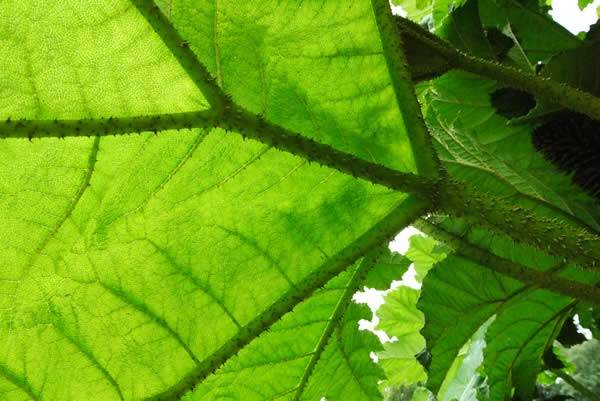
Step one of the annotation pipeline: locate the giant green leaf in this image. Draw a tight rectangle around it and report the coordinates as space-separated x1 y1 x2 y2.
2 0 600 400
0 1 431 400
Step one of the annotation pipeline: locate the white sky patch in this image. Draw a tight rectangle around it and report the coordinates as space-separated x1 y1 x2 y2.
389 226 421 254
549 0 600 34
573 314 593 340
355 290 393 342
389 1 408 17
389 0 599 34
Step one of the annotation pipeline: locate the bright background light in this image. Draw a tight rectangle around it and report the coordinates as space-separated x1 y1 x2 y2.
354 226 423 342
550 0 600 34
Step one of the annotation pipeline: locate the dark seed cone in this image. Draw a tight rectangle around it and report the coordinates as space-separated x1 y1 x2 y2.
556 315 587 347
533 111 600 200
490 87 536 119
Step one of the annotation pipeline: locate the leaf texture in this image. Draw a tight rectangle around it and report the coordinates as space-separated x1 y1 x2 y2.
161 0 420 173
186 254 404 401
0 1 430 400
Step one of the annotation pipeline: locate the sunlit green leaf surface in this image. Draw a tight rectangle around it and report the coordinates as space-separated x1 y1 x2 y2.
0 1 426 400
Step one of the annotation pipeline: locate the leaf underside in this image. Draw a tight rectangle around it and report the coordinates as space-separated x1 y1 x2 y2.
0 1 431 401
2 1 599 401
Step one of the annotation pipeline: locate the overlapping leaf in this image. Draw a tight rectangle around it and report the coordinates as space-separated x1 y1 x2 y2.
395 3 599 401
522 40 600 120
424 70 600 231
377 286 427 387
375 234 489 399
479 0 580 65
419 253 573 400
416 218 600 401
405 235 449 281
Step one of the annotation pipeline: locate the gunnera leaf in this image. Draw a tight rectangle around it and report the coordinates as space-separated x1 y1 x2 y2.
0 1 431 400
